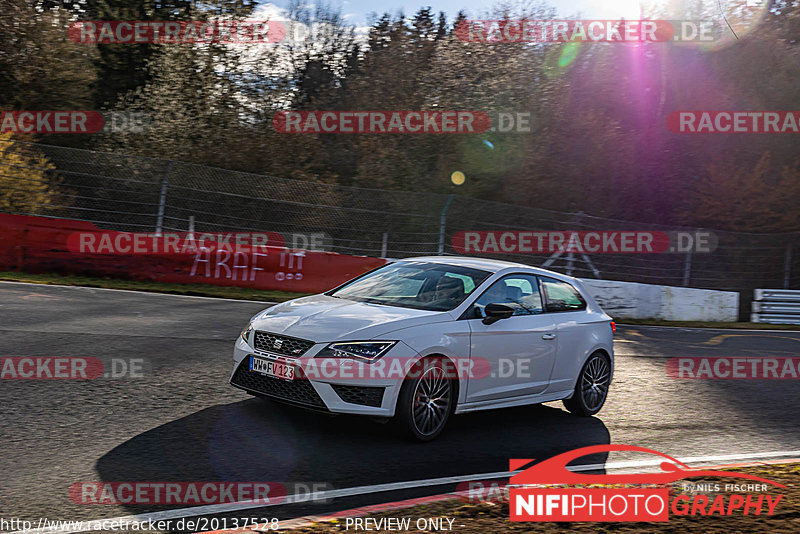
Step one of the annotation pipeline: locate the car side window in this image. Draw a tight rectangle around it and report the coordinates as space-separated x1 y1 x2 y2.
444 272 476 294
473 274 544 317
541 277 586 312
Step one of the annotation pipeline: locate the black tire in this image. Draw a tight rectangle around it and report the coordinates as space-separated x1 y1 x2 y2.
563 352 611 416
393 357 453 441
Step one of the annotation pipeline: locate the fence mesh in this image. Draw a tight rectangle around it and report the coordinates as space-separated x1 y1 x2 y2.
1 138 798 316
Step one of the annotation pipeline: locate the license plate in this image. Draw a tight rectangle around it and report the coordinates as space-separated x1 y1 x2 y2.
250 356 294 381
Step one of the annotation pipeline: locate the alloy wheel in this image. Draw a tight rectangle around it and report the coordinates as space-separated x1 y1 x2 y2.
411 365 451 437
581 354 610 411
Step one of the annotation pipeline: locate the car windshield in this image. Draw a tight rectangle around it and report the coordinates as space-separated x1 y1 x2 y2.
329 261 491 311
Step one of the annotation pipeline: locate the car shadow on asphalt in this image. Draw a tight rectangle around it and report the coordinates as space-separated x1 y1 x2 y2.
95 398 609 515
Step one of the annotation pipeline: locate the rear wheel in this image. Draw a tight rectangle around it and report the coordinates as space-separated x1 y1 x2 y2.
394 357 453 441
563 352 611 416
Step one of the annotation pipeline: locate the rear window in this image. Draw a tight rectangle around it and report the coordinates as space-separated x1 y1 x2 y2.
541 277 586 312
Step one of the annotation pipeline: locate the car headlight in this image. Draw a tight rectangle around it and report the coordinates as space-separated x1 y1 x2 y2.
240 323 253 343
315 341 397 363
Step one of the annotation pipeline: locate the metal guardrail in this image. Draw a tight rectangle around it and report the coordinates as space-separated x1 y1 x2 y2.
751 289 800 324
754 289 800 302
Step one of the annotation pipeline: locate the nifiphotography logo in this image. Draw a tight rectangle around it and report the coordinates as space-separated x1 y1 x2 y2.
510 445 784 522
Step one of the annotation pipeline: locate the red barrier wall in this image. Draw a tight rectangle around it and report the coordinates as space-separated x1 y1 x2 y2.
0 214 386 294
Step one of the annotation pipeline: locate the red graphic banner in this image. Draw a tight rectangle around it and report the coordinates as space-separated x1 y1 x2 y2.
0 214 385 294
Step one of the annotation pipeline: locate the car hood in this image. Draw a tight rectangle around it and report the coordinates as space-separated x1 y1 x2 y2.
250 294 451 342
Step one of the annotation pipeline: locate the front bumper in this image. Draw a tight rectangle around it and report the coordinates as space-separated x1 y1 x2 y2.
230 336 419 417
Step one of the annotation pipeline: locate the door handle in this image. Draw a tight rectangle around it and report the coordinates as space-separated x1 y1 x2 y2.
542 333 556 340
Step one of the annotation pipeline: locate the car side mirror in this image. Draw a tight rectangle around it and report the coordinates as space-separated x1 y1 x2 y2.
482 303 514 324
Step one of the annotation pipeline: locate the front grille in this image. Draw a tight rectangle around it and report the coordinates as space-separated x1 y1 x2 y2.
331 385 385 407
253 331 314 358
231 358 326 409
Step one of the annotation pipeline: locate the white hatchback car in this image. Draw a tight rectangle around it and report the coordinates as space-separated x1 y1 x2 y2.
231 257 614 440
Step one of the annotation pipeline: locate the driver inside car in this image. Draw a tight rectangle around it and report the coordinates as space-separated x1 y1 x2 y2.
427 276 466 309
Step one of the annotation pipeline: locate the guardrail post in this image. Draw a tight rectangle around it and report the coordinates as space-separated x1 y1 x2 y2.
682 251 692 287
784 242 793 289
155 160 173 237
437 194 455 255
381 232 388 258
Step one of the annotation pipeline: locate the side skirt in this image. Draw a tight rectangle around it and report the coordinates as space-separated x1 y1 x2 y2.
454 389 573 414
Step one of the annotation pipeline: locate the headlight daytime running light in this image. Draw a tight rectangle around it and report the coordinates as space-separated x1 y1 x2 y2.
315 341 397 363
240 323 253 343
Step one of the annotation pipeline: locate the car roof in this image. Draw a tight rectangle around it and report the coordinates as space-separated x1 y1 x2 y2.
394 255 573 280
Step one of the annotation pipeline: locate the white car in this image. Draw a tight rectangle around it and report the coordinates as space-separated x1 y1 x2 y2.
231 257 614 441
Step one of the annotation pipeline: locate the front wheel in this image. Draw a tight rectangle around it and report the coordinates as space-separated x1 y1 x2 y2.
394 357 453 441
563 352 611 416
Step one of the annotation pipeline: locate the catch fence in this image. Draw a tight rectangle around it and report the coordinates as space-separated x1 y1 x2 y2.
1 138 798 317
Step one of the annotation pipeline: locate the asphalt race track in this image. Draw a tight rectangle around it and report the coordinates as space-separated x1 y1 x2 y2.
2 281 800 531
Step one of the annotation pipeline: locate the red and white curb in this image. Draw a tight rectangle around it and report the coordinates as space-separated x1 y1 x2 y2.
198 456 800 533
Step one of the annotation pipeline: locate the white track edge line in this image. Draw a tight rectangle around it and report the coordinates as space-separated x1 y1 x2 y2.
0 281 276 304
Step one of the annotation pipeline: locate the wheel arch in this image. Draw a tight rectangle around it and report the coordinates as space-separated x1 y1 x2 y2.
591 347 614 383
566 346 614 395
410 351 462 413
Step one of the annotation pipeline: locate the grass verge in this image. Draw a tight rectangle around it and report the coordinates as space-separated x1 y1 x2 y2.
0 271 310 302
288 463 800 533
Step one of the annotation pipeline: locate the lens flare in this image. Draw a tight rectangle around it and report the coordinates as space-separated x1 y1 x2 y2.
558 41 582 67
544 41 583 77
